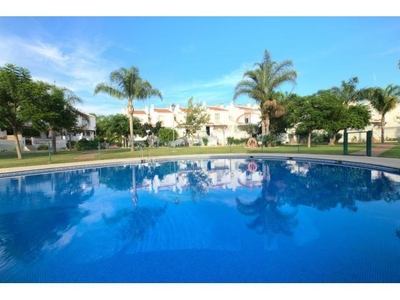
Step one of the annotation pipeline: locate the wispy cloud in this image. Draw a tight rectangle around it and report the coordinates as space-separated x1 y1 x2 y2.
163 62 253 105
0 33 116 94
25 40 70 66
368 45 400 57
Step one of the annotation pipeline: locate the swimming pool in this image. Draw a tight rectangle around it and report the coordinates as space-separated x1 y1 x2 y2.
1 156 400 283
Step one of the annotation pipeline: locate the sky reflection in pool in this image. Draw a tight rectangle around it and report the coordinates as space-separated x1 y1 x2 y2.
1 157 400 283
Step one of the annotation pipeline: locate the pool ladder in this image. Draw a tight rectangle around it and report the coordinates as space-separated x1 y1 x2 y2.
140 146 153 164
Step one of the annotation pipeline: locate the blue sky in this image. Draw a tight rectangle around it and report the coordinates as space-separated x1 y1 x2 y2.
1 2 400 117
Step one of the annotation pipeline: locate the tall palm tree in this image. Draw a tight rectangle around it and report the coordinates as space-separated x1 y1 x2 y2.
49 85 86 154
94 67 162 151
362 84 400 143
233 50 297 136
330 77 360 107
330 77 362 145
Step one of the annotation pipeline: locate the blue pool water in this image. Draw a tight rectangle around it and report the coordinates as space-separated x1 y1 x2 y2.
1 157 400 283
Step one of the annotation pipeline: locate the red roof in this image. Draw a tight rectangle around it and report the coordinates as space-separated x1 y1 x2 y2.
237 105 256 111
207 106 228 111
155 108 172 113
133 110 147 115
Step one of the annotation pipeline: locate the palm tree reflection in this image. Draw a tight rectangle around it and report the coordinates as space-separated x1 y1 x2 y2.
236 161 298 243
102 204 167 246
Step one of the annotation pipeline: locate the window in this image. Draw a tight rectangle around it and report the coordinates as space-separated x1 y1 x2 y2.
215 113 220 123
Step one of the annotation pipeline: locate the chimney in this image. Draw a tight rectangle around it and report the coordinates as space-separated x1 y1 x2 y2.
220 103 224 108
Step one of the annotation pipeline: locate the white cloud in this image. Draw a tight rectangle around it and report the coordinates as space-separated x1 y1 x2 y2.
163 63 253 103
26 40 70 66
0 33 115 94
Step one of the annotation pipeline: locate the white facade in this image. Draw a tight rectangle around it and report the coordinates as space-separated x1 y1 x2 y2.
124 99 400 146
343 101 400 143
65 114 97 142
0 113 96 151
127 101 262 146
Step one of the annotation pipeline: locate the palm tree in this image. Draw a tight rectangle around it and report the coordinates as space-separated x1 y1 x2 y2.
362 84 400 143
94 67 162 151
330 77 360 107
49 85 86 154
233 50 297 136
330 77 362 145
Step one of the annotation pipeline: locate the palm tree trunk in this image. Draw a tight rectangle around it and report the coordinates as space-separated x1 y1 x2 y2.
129 114 134 152
381 114 385 143
307 132 311 148
265 115 270 136
127 100 135 152
261 115 270 137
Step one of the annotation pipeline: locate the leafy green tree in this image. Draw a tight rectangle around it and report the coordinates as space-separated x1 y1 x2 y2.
106 114 130 144
237 124 259 136
179 97 210 140
94 115 112 140
0 63 34 159
21 82 85 154
157 127 177 145
361 84 400 143
233 50 297 136
94 67 162 151
315 90 371 145
287 92 343 148
142 121 162 137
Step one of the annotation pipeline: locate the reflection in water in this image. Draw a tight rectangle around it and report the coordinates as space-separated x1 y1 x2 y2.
1 158 400 282
237 161 299 243
0 170 96 267
102 204 167 249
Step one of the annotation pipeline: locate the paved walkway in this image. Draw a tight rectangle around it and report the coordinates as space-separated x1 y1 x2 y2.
350 143 396 157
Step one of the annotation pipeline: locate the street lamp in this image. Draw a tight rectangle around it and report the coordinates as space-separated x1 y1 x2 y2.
171 103 176 145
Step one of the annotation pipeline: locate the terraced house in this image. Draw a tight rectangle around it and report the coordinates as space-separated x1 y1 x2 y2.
129 101 262 146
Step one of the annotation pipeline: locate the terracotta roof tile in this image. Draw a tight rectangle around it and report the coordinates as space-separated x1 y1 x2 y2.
154 108 172 113
133 110 147 115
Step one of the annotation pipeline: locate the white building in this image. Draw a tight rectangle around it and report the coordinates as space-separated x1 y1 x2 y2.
124 99 400 146
126 101 262 146
343 101 400 143
0 113 96 151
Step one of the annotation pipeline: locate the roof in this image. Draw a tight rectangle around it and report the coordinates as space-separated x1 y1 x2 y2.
237 105 256 111
133 110 147 115
207 106 228 111
154 108 172 113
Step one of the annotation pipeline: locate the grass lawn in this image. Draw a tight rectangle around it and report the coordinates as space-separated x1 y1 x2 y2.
378 144 400 159
1 142 391 169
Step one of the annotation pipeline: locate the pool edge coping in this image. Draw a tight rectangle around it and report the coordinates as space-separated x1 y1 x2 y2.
1 153 400 178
